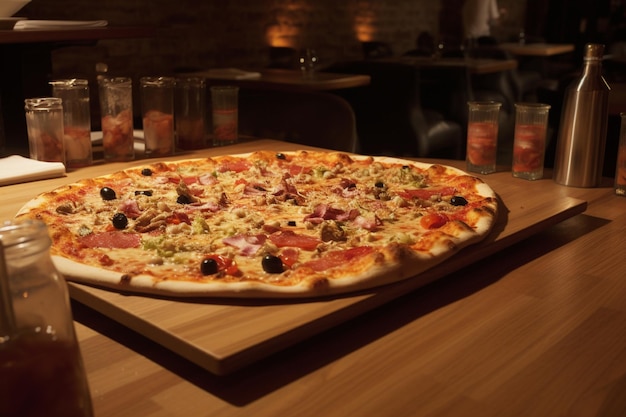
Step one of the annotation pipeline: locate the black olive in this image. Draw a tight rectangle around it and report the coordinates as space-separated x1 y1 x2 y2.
450 196 468 206
375 181 385 188
200 258 219 275
287 220 297 227
100 187 117 201
112 213 128 229
262 254 283 274
276 153 286 160
135 190 153 196
177 195 192 204
141 168 153 176
402 165 410 169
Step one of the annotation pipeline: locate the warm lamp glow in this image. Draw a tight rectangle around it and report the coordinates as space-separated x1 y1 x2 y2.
265 3 310 48
354 6 377 42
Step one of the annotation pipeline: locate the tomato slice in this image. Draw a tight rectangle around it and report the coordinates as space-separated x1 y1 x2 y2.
203 254 240 276
420 212 449 229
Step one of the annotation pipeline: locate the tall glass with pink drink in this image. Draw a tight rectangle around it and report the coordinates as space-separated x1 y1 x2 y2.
98 77 134 162
466 101 501 174
512 103 551 180
615 113 626 196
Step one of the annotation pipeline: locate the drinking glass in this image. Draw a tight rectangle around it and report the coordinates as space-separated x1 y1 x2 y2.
466 101 501 174
512 103 550 180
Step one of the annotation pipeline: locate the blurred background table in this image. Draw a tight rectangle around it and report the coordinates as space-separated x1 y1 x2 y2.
183 68 371 92
388 56 518 74
499 42 575 57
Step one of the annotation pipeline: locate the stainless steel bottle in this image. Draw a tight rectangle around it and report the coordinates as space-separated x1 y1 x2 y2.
553 43 611 187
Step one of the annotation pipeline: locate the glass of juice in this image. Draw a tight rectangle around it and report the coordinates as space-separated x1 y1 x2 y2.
141 76 175 157
615 112 626 196
210 86 239 146
98 77 134 162
50 79 93 168
512 103 551 180
466 101 501 174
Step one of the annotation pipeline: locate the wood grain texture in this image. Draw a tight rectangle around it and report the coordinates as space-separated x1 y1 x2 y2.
3 139 626 416
499 42 575 57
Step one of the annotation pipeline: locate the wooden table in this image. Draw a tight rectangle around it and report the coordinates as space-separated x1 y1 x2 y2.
0 26 154 44
184 68 371 92
2 139 626 417
390 56 518 75
499 42 575 57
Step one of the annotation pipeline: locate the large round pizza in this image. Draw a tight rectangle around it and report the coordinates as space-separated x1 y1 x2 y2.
15 150 498 298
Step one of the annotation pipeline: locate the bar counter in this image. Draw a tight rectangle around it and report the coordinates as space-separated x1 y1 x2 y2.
2 139 626 417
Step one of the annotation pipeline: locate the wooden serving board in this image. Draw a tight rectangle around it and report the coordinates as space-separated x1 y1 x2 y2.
65 154 587 376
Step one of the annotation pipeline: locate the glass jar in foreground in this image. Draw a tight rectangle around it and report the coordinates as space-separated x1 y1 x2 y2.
0 219 93 417
98 76 134 162
24 97 65 164
50 79 93 168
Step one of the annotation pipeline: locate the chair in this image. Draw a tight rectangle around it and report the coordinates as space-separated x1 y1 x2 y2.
362 42 394 60
324 60 464 159
237 89 359 153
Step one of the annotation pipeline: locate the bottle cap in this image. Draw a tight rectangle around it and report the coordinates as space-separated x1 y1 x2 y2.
584 44 605 60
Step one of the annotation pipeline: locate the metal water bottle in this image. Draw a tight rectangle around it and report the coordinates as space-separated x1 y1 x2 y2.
553 43 611 187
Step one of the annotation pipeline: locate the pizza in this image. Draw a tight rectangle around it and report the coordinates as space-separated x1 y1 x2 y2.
15 150 498 298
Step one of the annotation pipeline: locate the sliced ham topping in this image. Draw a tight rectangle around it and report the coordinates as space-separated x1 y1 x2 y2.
352 215 382 231
272 176 304 204
80 231 141 249
302 246 376 272
118 199 142 219
198 173 218 185
223 234 267 256
269 230 321 251
304 204 360 224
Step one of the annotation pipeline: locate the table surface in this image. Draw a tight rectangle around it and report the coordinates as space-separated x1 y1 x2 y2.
185 68 371 92
390 56 518 74
0 26 154 44
499 42 575 57
2 139 626 417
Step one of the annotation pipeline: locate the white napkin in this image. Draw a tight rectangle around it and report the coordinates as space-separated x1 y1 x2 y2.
202 68 262 80
0 155 65 186
13 20 108 30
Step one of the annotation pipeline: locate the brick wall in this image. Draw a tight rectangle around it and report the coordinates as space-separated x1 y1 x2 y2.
20 0 524 80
